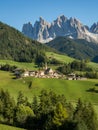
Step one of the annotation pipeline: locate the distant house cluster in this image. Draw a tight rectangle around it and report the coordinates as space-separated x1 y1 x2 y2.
66 73 87 80
23 68 62 78
15 67 62 79
14 66 87 80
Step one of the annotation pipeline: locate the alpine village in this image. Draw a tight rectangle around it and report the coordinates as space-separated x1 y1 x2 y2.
0 7 98 130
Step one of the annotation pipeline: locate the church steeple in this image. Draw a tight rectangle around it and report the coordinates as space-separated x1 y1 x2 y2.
45 62 47 70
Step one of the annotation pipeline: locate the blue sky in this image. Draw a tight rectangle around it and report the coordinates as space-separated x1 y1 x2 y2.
0 0 98 31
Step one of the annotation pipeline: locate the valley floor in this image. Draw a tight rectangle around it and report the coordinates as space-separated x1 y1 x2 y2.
0 70 98 103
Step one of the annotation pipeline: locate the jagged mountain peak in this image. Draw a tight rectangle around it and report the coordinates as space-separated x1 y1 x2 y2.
39 16 50 25
39 16 44 21
28 22 32 25
93 22 98 26
69 17 84 28
56 15 67 22
59 15 67 20
70 17 78 22
90 22 98 34
34 17 51 28
52 15 68 28
23 22 33 27
22 15 98 43
22 22 34 39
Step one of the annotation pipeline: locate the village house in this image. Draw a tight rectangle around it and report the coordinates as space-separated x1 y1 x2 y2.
14 68 21 75
22 71 29 77
29 71 36 76
67 73 76 80
14 68 24 78
39 70 45 76
66 73 87 80
44 68 54 75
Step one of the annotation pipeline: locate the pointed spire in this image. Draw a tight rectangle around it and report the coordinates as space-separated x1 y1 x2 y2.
45 62 48 70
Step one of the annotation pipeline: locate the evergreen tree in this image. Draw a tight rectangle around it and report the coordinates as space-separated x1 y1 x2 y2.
74 99 98 130
83 103 98 130
52 102 68 128
17 91 29 106
35 51 47 67
14 104 34 127
0 89 15 124
32 96 39 115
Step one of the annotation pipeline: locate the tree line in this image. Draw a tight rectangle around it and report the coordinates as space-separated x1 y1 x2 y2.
0 89 98 130
57 60 98 78
0 61 98 79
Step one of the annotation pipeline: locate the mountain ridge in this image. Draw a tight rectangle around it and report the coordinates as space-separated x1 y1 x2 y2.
46 36 98 62
22 15 98 43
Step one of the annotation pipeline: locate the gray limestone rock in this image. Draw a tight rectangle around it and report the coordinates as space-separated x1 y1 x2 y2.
22 15 98 43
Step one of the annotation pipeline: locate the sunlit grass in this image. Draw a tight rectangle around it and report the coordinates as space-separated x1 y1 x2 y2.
0 59 37 70
0 124 25 130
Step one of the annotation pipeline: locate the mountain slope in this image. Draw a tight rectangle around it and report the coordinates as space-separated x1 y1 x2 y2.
0 21 50 62
46 37 98 62
22 15 98 43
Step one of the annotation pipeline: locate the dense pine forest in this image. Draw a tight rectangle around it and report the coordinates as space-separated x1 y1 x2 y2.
0 89 98 130
0 22 51 63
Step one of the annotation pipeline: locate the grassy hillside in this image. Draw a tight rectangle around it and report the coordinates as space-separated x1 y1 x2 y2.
0 52 98 71
0 124 25 130
0 21 50 62
0 60 37 70
0 52 74 70
46 52 74 63
46 52 98 71
0 51 73 71
87 62 98 71
46 37 98 62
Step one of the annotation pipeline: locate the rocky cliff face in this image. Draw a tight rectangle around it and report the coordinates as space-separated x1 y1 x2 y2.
90 22 98 34
33 17 51 42
22 15 98 43
22 22 34 39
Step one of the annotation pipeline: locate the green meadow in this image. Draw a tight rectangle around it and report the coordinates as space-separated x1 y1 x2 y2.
0 70 98 104
0 52 74 71
46 52 74 63
88 62 98 71
0 124 25 130
0 60 37 70
46 52 98 71
0 52 98 71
